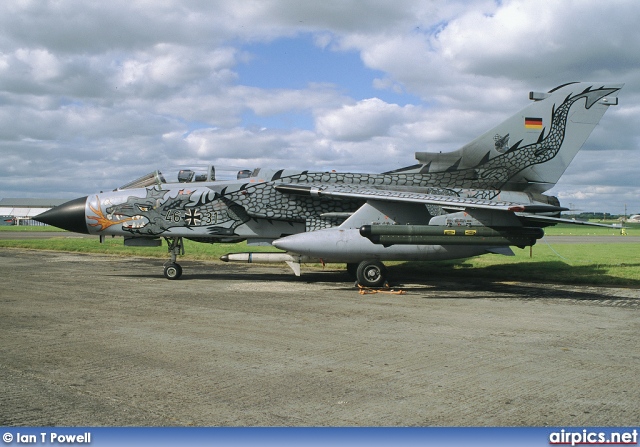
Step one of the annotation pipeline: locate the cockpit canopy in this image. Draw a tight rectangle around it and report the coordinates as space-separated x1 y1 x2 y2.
117 165 255 190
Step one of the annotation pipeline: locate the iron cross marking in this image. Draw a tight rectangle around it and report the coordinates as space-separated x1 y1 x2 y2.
184 208 202 226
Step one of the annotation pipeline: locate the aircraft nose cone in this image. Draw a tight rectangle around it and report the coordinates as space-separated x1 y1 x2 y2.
34 196 89 234
272 233 310 254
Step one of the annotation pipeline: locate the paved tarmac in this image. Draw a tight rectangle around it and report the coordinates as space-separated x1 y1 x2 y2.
1 248 638 426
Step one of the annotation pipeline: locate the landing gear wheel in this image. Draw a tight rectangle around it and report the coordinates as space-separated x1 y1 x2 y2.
356 260 387 288
164 263 182 280
163 237 185 280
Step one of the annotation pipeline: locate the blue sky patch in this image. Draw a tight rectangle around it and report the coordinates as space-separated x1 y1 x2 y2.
236 35 419 105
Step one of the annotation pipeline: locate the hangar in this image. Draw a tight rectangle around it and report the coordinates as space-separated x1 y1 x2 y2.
0 198 67 226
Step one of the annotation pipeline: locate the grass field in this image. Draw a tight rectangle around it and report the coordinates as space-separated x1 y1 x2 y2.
395 242 640 287
2 224 639 287
0 225 64 232
544 222 636 236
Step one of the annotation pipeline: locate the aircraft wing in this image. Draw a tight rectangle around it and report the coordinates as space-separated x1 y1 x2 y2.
275 184 566 214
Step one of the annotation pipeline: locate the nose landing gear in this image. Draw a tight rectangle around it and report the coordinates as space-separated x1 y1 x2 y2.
163 237 184 280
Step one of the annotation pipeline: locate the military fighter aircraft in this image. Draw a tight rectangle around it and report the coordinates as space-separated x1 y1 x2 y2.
36 82 623 286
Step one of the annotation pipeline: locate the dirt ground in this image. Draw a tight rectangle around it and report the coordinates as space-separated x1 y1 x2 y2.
1 248 638 426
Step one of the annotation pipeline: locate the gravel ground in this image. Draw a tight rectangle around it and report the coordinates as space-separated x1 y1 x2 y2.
1 248 638 426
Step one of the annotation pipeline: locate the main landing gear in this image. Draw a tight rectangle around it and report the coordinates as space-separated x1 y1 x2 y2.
347 260 388 288
163 237 184 280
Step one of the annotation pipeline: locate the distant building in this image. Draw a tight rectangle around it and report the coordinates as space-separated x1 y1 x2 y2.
0 198 68 226
628 214 640 223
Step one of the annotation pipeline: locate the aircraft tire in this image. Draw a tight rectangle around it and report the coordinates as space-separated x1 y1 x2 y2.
356 260 386 288
164 263 183 280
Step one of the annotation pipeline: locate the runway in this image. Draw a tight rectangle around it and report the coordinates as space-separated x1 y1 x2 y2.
1 248 638 426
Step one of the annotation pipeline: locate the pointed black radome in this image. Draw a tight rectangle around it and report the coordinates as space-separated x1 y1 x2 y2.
34 196 89 234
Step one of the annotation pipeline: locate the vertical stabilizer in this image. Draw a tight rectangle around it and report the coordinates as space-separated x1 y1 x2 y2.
415 82 623 192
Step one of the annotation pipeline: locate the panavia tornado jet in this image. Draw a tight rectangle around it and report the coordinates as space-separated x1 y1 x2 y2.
36 82 623 286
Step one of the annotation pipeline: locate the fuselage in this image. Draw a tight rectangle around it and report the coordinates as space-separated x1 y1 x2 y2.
81 166 545 240
25 165 549 263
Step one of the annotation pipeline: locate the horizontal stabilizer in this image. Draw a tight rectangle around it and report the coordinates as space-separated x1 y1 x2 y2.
517 214 623 228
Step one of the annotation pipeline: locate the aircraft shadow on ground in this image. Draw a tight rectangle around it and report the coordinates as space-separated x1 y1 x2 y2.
113 259 640 302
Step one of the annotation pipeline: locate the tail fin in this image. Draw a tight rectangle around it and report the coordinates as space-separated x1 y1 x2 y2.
415 82 623 193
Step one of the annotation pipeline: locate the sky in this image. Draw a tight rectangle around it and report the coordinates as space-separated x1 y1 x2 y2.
0 0 638 214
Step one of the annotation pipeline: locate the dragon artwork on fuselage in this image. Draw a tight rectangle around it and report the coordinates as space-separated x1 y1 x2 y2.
88 187 250 238
85 85 615 239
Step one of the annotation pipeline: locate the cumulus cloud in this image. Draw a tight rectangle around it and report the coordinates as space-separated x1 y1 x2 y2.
316 98 416 141
436 1 640 82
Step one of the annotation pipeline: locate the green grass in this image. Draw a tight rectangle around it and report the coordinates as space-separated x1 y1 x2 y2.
391 242 640 287
0 236 276 259
543 222 636 236
1 230 639 287
0 225 64 232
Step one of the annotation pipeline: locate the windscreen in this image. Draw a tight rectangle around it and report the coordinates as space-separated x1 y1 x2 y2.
117 166 254 190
